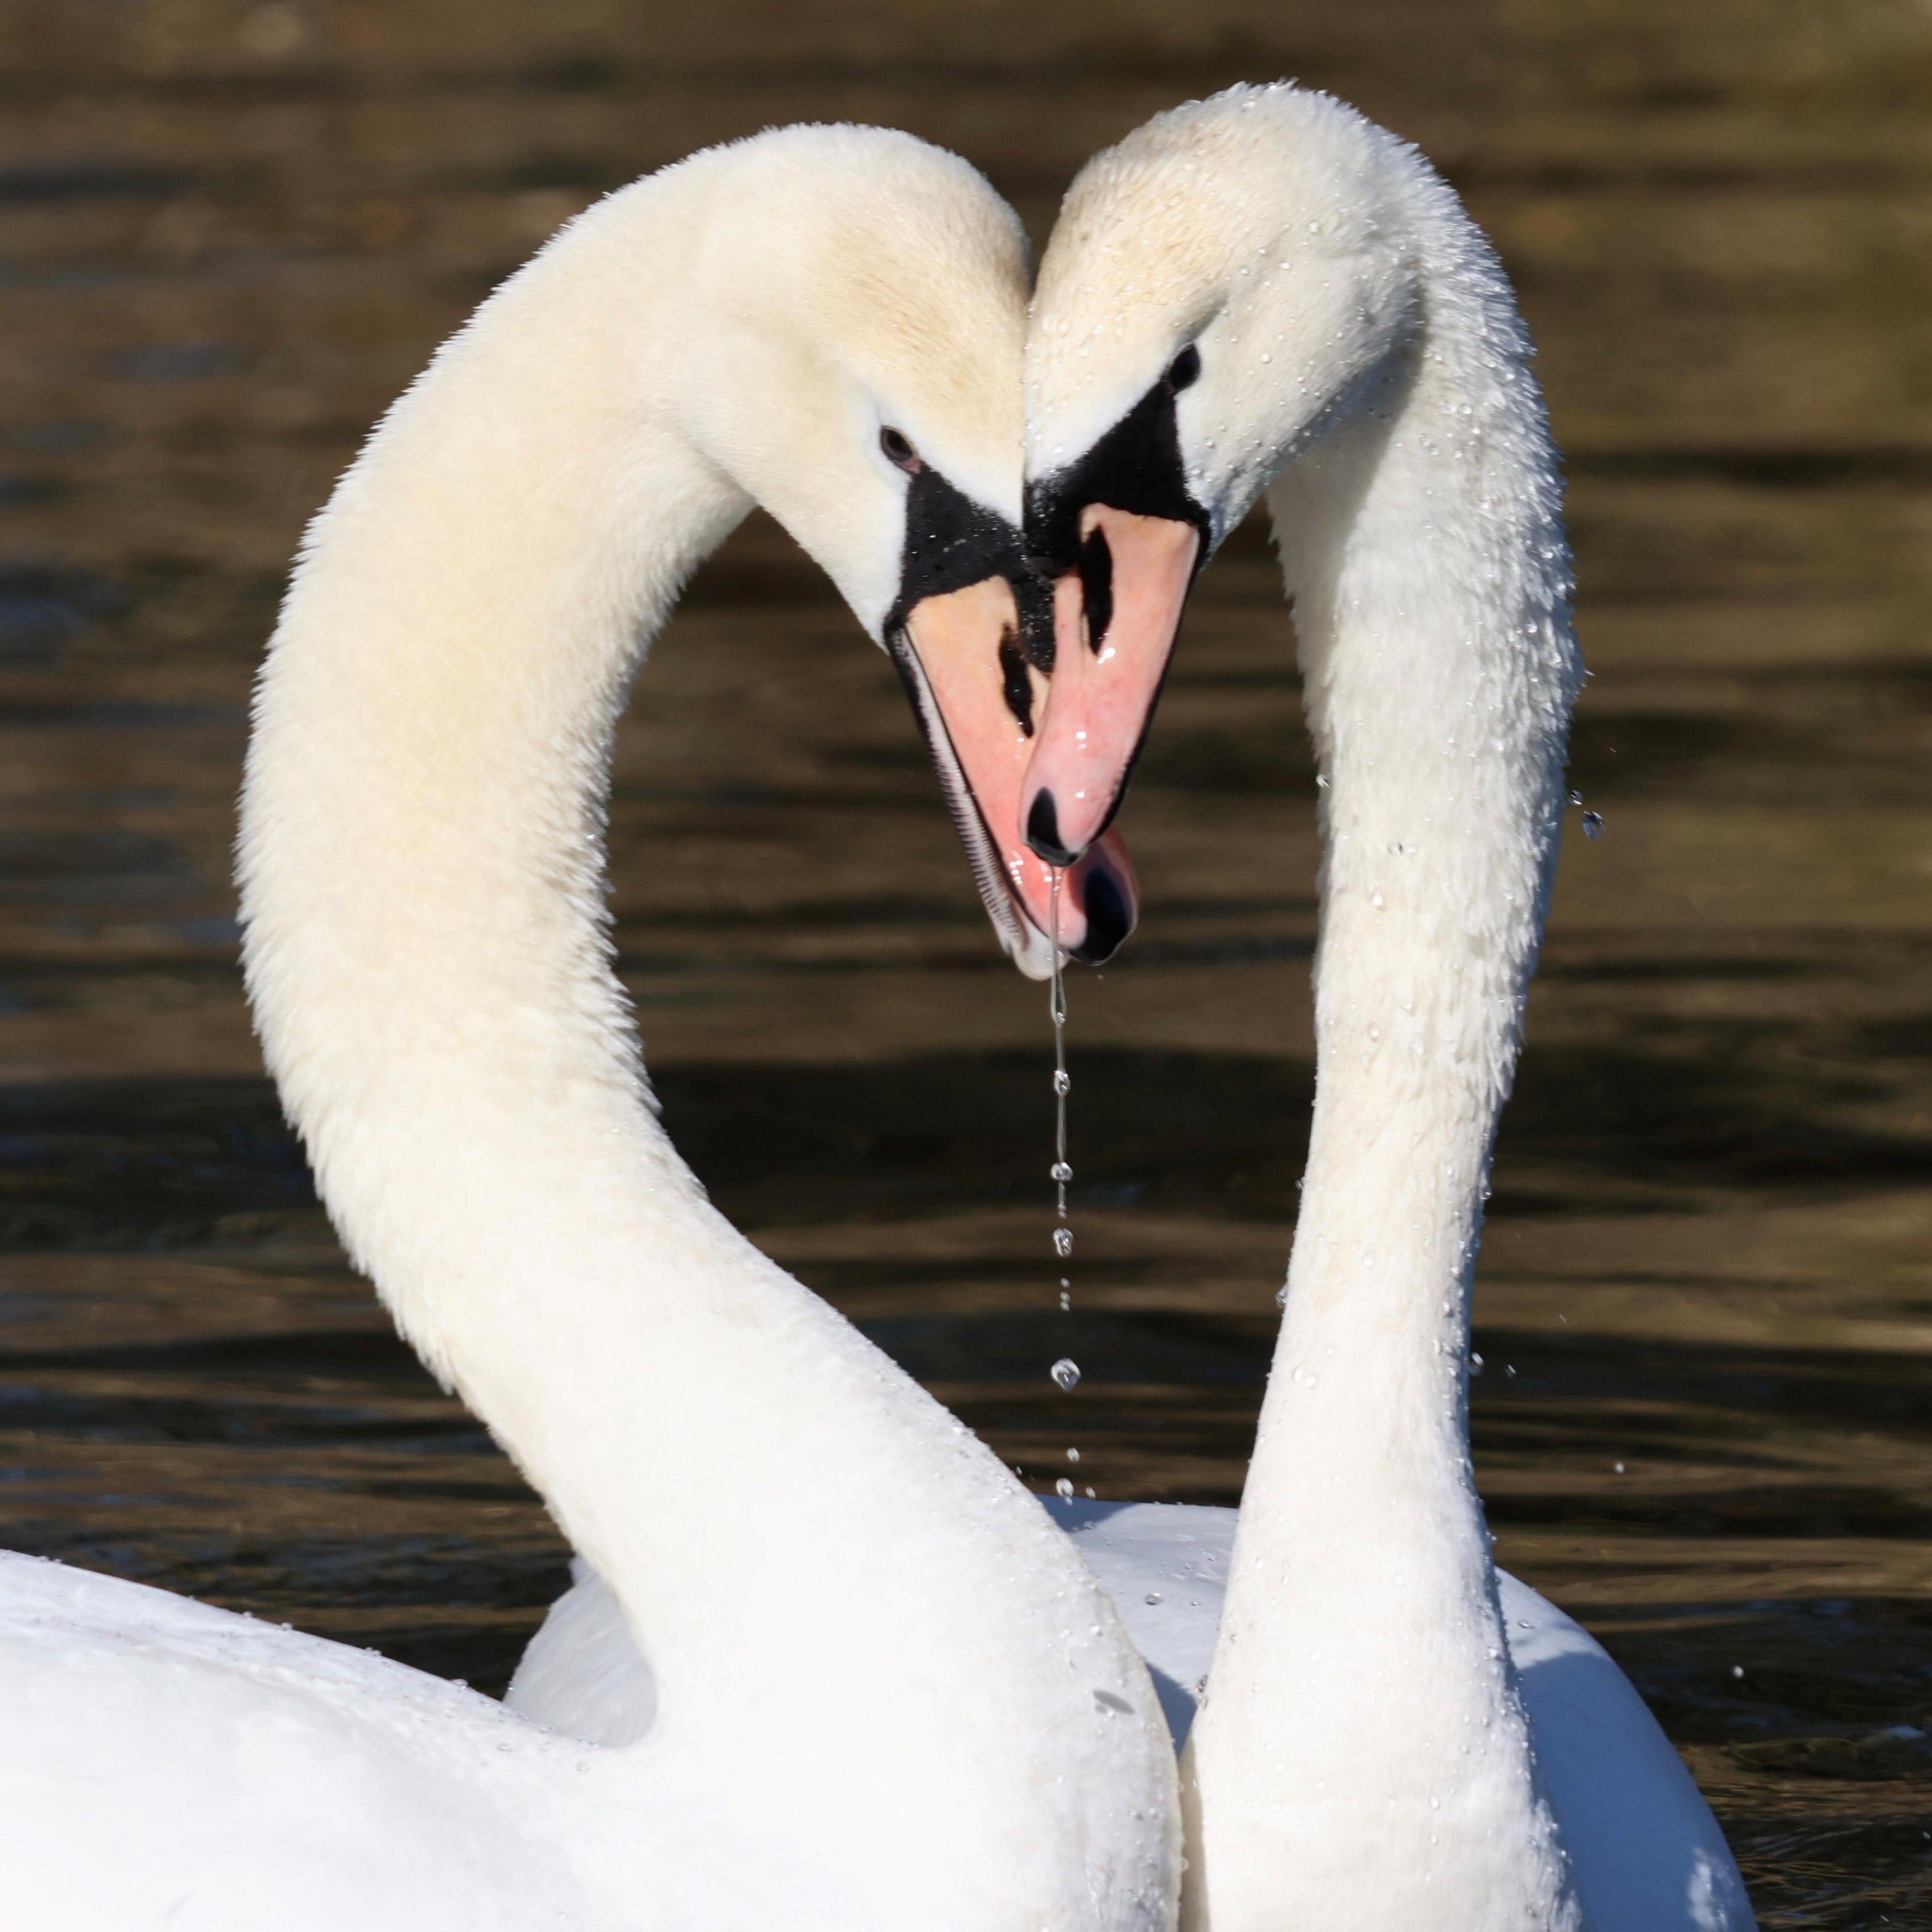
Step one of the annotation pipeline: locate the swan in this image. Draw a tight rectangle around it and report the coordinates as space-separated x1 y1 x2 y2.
1009 84 1758 1931
0 125 1181 1931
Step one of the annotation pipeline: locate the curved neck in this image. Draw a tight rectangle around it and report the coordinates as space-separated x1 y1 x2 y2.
1183 185 1583 1928
238 174 1176 1917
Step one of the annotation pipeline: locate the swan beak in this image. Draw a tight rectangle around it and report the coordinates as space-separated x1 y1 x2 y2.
1020 505 1199 864
896 576 1142 977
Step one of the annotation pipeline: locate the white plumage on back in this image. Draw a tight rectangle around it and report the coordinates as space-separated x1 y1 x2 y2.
517 1499 1753 1932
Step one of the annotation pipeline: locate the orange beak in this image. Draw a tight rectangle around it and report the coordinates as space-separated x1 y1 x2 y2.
1019 506 1200 864
896 575 1141 976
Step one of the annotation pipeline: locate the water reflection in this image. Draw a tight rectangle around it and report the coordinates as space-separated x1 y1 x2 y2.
2 4 1929 1922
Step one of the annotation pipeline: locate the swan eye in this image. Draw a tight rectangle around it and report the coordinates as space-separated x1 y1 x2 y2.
1166 345 1201 392
880 427 922 472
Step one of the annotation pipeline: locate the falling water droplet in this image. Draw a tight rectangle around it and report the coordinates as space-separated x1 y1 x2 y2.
1581 810 1605 839
1145 1591 1163 1606
1066 1446 1080 1463
1051 1357 1082 1393
1055 1477 1075 1500
1049 876 1073 1238
1054 1227 1074 1259
1469 1351 1485 1377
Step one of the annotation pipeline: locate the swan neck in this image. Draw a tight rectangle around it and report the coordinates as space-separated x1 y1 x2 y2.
1184 188 1584 1929
1265 202 1581 1499
240 205 753 1652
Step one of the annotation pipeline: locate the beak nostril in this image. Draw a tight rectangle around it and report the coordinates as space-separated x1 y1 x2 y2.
997 625 1035 737
1026 790 1078 867
1078 528 1114 654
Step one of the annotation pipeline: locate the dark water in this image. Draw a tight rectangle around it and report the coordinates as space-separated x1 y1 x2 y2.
4 4 1930 1922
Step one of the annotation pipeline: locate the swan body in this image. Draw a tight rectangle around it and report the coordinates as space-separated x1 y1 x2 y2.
1012 87 1757 1930
518 1501 1753 1931
0 126 1178 1930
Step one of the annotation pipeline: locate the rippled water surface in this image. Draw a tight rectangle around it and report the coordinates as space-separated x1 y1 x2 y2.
4 4 1930 1922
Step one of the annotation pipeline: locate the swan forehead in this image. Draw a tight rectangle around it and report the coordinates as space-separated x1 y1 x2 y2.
1026 84 1398 475
769 132 1029 521
813 254 1026 522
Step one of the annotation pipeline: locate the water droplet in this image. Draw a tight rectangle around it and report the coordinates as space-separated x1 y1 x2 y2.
1469 1351 1485 1376
1581 810 1604 839
1055 1477 1074 1499
1732 1664 1745 1679
1053 1069 1072 1095
1568 788 1583 807
1066 1446 1080 1463
1145 1591 1163 1605
1051 1357 1082 1392
1053 1227 1074 1259
1615 1461 1626 1473
1051 1161 1072 1183
1059 1290 1072 1312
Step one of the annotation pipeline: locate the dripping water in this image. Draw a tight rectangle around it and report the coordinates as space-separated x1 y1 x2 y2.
1048 870 1084 1491
1050 868 1071 1239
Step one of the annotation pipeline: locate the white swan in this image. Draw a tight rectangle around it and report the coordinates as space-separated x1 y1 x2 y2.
1011 84 1757 1931
0 126 1180 1931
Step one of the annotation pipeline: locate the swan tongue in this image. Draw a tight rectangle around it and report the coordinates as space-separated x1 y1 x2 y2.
1065 829 1138 964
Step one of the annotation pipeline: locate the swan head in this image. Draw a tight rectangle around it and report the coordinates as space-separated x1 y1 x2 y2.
674 125 1138 975
1019 84 1416 860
